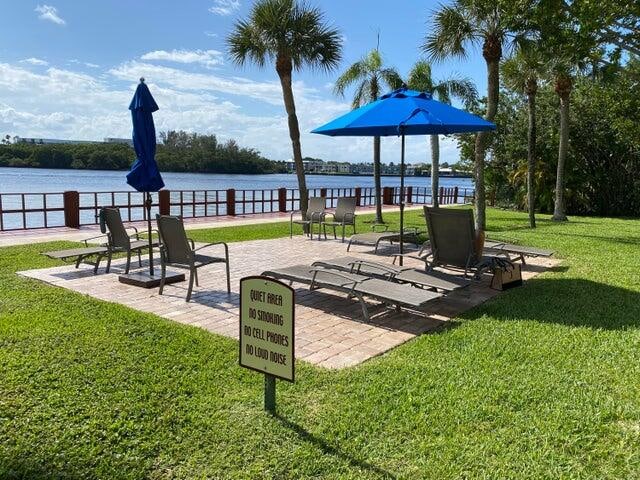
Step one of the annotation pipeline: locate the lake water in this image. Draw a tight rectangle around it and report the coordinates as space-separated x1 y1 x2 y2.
0 167 473 230
0 167 472 193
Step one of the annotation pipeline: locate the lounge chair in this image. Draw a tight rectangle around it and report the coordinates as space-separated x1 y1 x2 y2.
422 206 511 278
41 207 152 274
101 207 157 274
262 264 441 321
319 197 357 242
484 240 554 264
347 224 423 253
312 256 470 292
42 244 109 274
156 214 230 302
290 197 326 239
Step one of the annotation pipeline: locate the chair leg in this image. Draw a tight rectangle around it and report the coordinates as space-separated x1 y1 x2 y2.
137 250 142 267
341 224 345 242
186 268 195 302
194 267 199 287
125 252 131 274
158 262 167 295
290 220 293 238
225 261 231 294
105 252 112 273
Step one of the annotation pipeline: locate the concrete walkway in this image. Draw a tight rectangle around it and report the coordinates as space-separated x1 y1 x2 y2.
0 204 422 247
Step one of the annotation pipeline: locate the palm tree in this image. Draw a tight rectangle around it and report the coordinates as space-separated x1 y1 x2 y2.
424 0 524 236
551 65 573 222
502 44 545 227
406 60 477 208
227 0 342 215
333 49 402 224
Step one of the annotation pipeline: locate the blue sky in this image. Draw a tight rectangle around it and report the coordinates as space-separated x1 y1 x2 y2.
0 1 489 165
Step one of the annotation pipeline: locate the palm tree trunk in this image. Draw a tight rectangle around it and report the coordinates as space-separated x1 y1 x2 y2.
373 135 383 223
430 134 440 207
277 67 308 215
527 91 536 228
553 91 569 221
474 56 500 235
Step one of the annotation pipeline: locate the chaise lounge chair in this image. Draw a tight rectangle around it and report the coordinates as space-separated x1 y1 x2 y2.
262 264 442 321
290 196 326 239
41 207 155 274
319 197 357 242
347 224 423 253
156 214 230 302
484 240 554 264
312 256 470 293
422 206 511 278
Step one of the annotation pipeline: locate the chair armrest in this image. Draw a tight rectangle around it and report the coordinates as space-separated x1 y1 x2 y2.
319 212 335 223
371 223 389 232
347 260 400 276
309 267 360 285
194 241 229 253
83 234 108 246
186 237 196 249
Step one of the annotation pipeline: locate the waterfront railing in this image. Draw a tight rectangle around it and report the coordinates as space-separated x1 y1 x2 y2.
0 186 473 231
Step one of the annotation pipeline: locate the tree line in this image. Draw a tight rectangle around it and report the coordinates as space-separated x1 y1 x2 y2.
227 0 639 228
0 131 287 174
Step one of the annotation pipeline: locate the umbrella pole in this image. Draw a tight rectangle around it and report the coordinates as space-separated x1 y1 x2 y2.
146 192 154 276
399 134 405 267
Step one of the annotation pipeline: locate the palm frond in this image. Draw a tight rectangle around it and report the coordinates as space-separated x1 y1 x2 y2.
333 60 366 97
423 2 475 62
407 60 434 91
379 68 404 91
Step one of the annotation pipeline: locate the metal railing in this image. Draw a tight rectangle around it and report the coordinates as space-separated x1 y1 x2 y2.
0 186 474 231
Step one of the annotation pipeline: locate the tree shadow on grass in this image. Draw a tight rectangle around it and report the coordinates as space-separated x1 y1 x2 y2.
274 414 397 479
472 277 640 330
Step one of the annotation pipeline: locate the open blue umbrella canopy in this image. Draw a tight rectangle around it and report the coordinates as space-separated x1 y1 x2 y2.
126 79 164 192
312 87 495 137
311 87 496 264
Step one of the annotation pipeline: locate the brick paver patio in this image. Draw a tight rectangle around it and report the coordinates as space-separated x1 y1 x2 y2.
19 236 559 369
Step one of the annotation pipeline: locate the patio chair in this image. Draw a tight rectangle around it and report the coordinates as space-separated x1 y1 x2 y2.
262 264 441 321
484 240 554 264
101 207 155 274
320 197 357 242
156 214 230 302
290 196 326 239
423 206 510 278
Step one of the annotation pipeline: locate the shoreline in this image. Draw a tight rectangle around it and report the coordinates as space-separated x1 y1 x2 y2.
0 165 472 179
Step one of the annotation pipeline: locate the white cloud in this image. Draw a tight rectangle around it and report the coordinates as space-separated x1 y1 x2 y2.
0 60 463 164
35 4 66 25
140 49 224 68
204 31 219 38
69 59 101 69
20 57 49 66
209 0 240 16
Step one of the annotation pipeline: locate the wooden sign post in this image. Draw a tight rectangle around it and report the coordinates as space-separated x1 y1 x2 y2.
239 276 295 413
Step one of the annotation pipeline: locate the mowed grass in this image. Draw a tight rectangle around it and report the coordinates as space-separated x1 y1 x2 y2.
1 208 640 479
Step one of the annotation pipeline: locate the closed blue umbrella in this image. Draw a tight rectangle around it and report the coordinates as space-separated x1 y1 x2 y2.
127 78 164 276
312 87 496 263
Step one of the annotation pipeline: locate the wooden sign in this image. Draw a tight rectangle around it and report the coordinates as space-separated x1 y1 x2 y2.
239 276 295 383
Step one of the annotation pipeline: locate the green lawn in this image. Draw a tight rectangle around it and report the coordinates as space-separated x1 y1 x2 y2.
1 208 639 479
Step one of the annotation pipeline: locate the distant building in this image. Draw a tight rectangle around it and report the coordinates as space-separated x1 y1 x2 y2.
13 137 98 145
12 136 133 147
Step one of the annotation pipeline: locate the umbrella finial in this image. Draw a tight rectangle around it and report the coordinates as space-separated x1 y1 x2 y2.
140 77 145 83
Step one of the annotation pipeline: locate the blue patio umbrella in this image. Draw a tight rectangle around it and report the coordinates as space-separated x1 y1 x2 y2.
127 78 164 276
312 87 496 263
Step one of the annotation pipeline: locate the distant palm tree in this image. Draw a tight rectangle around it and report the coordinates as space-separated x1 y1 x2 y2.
502 44 545 227
551 66 573 222
406 60 476 207
227 0 342 215
424 0 524 236
333 49 402 224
